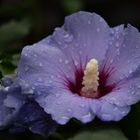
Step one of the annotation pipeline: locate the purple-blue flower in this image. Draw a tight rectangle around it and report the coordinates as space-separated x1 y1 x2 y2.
17 11 140 124
0 76 31 129
10 100 57 137
0 76 57 136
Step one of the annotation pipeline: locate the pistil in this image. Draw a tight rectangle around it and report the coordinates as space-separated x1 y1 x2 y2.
80 59 99 98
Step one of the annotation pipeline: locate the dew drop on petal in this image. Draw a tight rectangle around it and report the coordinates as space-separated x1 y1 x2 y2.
99 18 103 22
48 80 52 83
24 65 29 72
110 59 113 64
67 108 72 113
61 116 69 122
116 42 119 47
64 60 69 64
129 70 133 74
80 104 85 108
55 93 60 98
102 114 112 120
59 58 63 63
33 54 37 57
96 28 100 32
81 112 92 123
37 78 42 82
87 20 91 24
24 53 28 57
75 43 79 47
79 50 82 55
56 101 61 105
63 34 73 43
39 62 43 67
51 75 54 79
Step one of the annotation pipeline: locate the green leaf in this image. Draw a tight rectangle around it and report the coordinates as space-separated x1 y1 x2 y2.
62 0 83 13
68 127 128 140
0 19 30 46
0 54 19 75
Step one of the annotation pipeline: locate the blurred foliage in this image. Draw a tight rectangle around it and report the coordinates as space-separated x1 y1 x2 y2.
0 19 30 75
68 128 128 140
0 19 30 48
62 0 83 13
0 0 140 140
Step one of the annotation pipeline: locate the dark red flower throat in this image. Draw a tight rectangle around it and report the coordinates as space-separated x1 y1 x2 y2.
64 60 116 99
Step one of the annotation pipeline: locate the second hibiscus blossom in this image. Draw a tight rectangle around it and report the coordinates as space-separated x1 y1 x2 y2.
17 11 140 124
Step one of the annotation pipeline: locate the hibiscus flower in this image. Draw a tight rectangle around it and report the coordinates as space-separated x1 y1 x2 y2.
18 11 140 124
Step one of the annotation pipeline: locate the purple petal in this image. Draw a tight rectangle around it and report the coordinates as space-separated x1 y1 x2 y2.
10 100 57 136
0 77 33 129
90 100 130 121
36 88 95 124
102 77 140 107
50 11 109 64
17 43 75 94
104 24 140 84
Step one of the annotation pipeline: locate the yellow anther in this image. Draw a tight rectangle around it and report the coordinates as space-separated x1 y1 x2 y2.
81 59 99 98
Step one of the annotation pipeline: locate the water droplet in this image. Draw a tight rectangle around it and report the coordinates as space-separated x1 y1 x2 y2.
131 91 135 95
116 42 119 47
109 97 116 103
51 75 54 79
39 62 43 67
129 70 133 74
122 44 126 48
109 41 113 45
121 110 127 115
80 104 85 108
67 108 72 112
61 116 69 120
58 41 62 45
113 107 118 111
55 94 60 97
116 48 120 55
48 80 52 83
115 27 119 32
119 76 123 80
96 28 100 32
127 60 130 64
63 34 73 43
33 54 37 57
77 33 81 37
64 60 69 64
4 87 10 91
99 18 103 22
37 78 42 82
38 91 42 95
74 61 78 66
81 112 92 123
24 53 28 57
79 51 82 55
59 58 63 63
87 20 91 24
83 43 86 47
24 65 29 72
102 114 112 120
57 75 61 78
110 59 113 64
66 75 70 78
56 101 61 105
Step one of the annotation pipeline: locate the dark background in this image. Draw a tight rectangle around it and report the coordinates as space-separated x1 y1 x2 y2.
0 0 140 140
